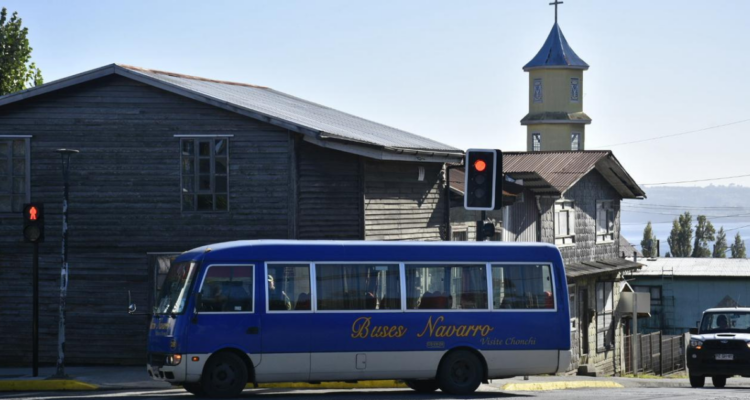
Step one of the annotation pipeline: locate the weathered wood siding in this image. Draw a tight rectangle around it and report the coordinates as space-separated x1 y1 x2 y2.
539 171 621 264
504 188 539 242
364 161 445 241
0 75 293 365
296 141 362 239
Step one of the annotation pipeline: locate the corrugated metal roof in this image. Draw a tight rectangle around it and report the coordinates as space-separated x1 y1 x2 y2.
566 258 643 279
523 23 589 71
503 151 646 199
620 236 643 258
628 258 750 277
119 65 460 153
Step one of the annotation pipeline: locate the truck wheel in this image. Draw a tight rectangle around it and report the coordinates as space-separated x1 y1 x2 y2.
201 352 248 398
183 382 206 396
712 376 727 388
404 379 440 393
689 374 705 388
437 350 484 395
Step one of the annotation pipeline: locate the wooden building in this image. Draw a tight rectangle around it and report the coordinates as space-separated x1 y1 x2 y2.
499 150 646 376
0 64 463 366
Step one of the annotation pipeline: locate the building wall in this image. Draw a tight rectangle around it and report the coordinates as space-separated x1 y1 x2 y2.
297 140 362 240
526 124 586 152
502 188 539 242
630 276 750 335
528 69 584 114
0 75 291 365
364 161 446 241
539 171 621 265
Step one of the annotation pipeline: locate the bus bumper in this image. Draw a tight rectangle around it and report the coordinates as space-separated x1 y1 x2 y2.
147 353 187 383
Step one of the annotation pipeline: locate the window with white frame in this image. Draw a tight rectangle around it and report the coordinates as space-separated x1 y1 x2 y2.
571 133 581 151
180 137 229 212
554 200 576 246
0 137 30 213
596 201 615 243
569 284 577 331
452 228 468 241
596 281 615 352
532 133 541 152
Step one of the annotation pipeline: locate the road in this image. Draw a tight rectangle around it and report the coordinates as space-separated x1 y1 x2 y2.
3 385 750 400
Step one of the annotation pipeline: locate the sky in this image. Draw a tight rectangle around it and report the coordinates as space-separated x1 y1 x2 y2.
4 0 750 187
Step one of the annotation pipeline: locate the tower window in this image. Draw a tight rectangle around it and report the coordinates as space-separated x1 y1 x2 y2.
570 78 580 102
533 79 543 103
571 133 580 151
532 133 541 152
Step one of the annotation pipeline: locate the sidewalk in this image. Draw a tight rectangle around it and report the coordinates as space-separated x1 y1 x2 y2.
489 374 750 391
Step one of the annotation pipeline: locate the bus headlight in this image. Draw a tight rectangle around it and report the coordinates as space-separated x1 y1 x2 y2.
166 354 182 365
690 340 703 350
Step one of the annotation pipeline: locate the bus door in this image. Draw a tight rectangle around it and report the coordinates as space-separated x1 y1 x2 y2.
186 264 262 367
257 263 313 382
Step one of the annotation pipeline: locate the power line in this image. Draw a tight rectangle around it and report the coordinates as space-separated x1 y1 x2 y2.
622 204 750 210
593 118 750 148
641 173 750 186
622 210 750 219
725 224 750 232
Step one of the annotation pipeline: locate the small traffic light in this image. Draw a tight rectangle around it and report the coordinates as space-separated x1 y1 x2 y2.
464 149 502 210
23 203 45 243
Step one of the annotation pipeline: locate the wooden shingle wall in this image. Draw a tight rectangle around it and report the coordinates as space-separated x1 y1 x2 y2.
0 75 293 365
364 161 445 241
539 171 622 265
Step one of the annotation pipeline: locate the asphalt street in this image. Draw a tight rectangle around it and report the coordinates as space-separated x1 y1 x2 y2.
3 385 750 400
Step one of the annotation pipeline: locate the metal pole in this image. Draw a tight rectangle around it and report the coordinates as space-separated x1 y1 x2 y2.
54 149 78 378
32 242 39 377
633 292 639 374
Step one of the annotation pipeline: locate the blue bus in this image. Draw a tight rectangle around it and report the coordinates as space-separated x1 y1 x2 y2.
141 240 571 397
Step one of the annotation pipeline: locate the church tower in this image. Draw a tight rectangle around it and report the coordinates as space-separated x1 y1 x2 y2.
522 1 590 151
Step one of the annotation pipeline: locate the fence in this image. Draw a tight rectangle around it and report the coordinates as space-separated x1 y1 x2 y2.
624 332 684 375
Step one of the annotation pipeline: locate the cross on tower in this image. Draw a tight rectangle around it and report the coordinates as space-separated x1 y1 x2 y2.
549 0 563 24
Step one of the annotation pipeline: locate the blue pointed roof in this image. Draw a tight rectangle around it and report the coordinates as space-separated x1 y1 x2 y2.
523 23 589 71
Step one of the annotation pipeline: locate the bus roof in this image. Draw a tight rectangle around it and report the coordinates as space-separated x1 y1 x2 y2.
175 240 564 265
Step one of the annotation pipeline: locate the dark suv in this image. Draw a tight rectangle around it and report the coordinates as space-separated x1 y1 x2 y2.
687 308 750 388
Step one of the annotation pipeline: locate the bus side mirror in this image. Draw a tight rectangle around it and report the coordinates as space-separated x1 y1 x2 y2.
128 290 137 314
689 328 698 335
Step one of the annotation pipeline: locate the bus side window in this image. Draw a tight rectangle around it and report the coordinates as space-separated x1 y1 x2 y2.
267 264 311 311
316 264 401 311
492 264 554 310
405 264 487 310
199 266 254 312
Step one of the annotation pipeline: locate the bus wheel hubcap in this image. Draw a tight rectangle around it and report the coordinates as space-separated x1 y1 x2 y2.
452 361 470 383
214 363 234 386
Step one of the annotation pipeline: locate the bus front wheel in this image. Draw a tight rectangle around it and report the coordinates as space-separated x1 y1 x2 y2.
404 379 440 393
201 352 248 398
182 382 206 396
437 350 484 395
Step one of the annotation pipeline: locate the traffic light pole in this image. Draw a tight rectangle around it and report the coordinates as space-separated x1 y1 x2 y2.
32 242 39 377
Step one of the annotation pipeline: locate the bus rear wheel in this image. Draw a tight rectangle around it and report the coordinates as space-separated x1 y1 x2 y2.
404 379 440 393
712 376 727 388
201 352 248 398
689 374 705 388
437 350 484 395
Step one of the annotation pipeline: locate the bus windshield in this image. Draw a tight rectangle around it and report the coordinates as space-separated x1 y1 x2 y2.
154 262 197 315
700 312 750 334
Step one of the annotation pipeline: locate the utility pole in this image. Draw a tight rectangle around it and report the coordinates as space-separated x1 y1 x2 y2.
54 149 78 378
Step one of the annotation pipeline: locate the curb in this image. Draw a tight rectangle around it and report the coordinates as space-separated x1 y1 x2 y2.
256 380 407 389
0 380 99 392
502 381 624 391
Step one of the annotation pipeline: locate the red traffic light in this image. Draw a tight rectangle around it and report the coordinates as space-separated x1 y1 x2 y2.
474 159 487 172
29 206 38 221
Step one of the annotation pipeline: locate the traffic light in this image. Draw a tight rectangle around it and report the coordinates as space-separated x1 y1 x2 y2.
464 149 502 210
23 203 45 243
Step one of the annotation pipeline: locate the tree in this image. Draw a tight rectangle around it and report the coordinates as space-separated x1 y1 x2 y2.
713 227 728 258
0 7 43 96
692 215 716 258
641 222 658 257
667 212 693 257
731 232 747 259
